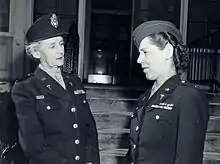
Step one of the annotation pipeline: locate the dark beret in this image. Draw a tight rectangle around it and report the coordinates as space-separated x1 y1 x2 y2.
25 13 68 44
132 20 183 48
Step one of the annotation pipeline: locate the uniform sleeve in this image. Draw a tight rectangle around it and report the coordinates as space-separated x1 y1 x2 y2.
11 82 61 164
175 89 209 164
84 99 100 164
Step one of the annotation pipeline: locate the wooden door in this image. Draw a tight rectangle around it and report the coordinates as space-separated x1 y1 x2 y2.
0 0 33 91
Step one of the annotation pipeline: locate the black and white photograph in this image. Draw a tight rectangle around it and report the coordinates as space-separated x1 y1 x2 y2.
0 0 219 164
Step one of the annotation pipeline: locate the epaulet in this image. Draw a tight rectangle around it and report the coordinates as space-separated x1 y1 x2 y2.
63 72 79 78
179 80 200 89
63 72 82 83
72 73 82 81
15 73 34 84
62 72 71 79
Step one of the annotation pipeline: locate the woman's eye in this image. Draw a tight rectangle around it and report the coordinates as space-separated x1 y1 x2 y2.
50 44 55 48
60 41 64 46
143 51 148 55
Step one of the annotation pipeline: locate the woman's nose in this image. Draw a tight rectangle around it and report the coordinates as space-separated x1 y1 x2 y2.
58 45 64 55
137 53 144 64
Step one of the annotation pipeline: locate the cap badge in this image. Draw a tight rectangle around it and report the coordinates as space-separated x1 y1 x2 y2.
50 14 59 28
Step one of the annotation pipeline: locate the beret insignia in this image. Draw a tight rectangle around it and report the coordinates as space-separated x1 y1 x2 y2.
50 14 59 28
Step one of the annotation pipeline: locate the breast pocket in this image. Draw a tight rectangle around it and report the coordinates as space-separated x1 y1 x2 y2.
147 103 179 128
148 110 173 125
36 96 68 129
36 96 63 112
74 93 88 107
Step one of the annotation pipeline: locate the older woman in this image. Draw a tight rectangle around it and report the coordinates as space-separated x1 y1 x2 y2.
127 20 209 164
11 13 100 164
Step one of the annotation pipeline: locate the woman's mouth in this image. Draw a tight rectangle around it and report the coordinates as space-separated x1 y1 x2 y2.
142 67 149 73
56 57 63 60
142 66 149 69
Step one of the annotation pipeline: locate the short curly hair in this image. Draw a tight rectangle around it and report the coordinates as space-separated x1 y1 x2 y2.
25 41 41 57
148 32 189 72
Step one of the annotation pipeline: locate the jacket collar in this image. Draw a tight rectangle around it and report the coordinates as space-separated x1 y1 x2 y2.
145 74 181 112
156 74 181 95
34 67 71 101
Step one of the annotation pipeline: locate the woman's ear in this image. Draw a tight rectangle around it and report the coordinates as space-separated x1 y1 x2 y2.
164 43 174 59
32 49 41 59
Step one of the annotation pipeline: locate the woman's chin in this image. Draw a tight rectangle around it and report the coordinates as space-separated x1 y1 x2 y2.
58 63 64 67
56 61 64 67
145 74 156 81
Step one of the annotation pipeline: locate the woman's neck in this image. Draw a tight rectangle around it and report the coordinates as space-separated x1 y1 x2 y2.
149 69 177 98
39 63 60 74
154 70 177 89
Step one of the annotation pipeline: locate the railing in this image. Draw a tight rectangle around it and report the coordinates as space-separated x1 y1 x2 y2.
187 48 220 91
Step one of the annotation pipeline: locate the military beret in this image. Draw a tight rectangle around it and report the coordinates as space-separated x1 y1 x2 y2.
25 13 68 44
132 20 183 48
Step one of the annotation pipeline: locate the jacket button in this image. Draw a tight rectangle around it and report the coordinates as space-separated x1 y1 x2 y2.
156 115 160 120
75 139 80 144
83 100 86 104
73 124 78 128
46 106 51 110
135 126 139 131
136 107 139 110
71 107 76 112
75 155 80 160
133 144 136 149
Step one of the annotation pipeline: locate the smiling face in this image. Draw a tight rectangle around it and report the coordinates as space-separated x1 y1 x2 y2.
35 36 64 68
137 36 172 80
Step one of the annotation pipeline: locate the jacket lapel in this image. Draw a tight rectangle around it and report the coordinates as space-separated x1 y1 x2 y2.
136 75 181 122
34 67 71 101
145 74 181 113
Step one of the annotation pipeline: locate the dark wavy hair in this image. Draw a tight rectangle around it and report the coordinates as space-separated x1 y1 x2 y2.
148 32 189 72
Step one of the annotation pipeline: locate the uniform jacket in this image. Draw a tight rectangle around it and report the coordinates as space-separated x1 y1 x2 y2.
0 91 28 164
0 91 17 143
12 67 100 164
128 75 209 164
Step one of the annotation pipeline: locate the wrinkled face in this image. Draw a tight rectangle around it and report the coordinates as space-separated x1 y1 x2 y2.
37 36 64 68
137 37 168 80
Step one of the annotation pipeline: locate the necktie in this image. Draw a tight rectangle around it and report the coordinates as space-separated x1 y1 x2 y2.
54 71 66 89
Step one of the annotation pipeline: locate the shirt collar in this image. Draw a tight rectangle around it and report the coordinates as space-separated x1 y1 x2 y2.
38 64 61 78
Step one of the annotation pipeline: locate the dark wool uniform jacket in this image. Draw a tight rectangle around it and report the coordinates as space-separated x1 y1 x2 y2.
12 67 100 164
128 75 209 164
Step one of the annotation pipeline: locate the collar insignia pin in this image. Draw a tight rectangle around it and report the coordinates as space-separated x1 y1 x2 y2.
160 94 164 100
41 77 46 81
46 84 51 90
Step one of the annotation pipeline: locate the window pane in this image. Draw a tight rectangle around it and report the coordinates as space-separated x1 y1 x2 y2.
0 0 10 32
89 13 131 85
